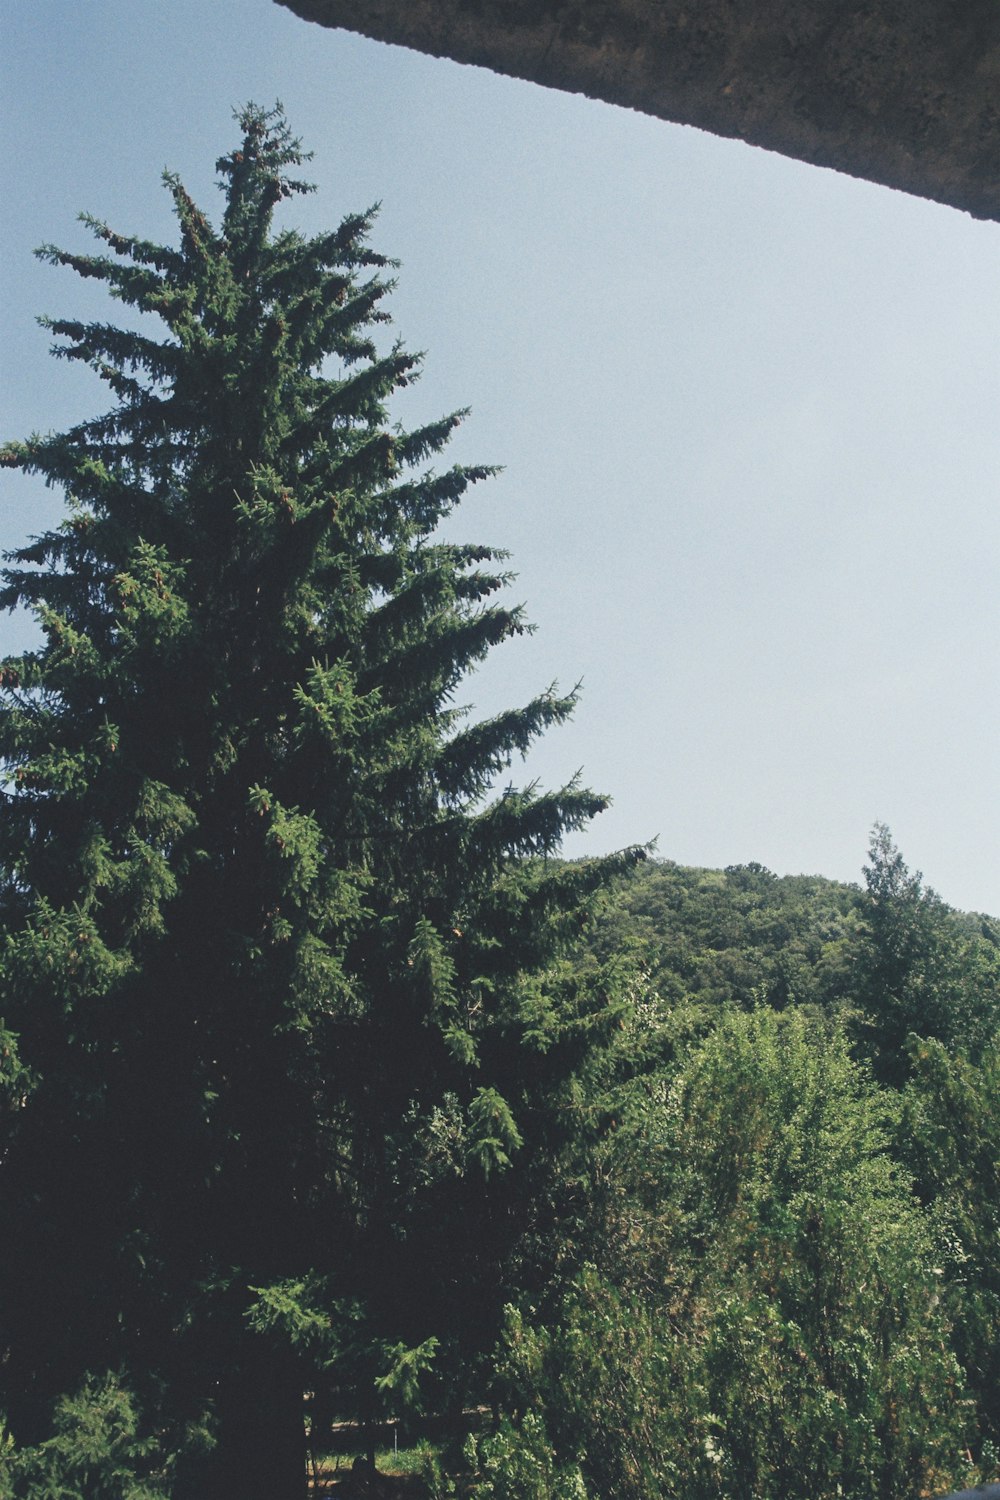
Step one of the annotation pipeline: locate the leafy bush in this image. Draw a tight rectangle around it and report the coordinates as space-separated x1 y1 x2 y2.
0 1374 212 1500
476 1010 973 1500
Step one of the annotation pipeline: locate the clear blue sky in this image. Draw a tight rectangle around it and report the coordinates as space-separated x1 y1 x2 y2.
3 0 999 911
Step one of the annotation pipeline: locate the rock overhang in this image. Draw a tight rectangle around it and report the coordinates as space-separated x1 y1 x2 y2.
276 0 1000 221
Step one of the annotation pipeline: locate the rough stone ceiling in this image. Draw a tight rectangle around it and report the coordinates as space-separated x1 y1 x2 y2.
277 0 1000 221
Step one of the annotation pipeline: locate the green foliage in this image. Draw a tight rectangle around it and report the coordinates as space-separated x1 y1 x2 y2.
0 1375 212 1500
374 1337 440 1412
477 1009 972 1500
856 824 1000 1079
458 842 996 1498
901 1036 1000 1461
587 858 862 1015
0 1020 33 1115
467 1086 524 1177
245 1278 333 1349
3 93 994 1500
409 1439 458 1499
0 104 636 1497
659 1010 972 1498
465 1410 588 1500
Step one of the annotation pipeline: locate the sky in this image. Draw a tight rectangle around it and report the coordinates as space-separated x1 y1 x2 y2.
2 0 999 912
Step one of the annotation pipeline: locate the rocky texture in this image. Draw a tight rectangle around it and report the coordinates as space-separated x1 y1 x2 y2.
277 0 1000 220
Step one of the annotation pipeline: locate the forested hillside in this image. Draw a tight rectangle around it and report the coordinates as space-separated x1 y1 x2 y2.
469 833 1000 1498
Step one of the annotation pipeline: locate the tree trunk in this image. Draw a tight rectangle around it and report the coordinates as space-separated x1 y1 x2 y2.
185 1339 307 1500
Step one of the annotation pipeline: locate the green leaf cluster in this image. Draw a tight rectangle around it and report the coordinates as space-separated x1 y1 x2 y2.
461 841 999 1499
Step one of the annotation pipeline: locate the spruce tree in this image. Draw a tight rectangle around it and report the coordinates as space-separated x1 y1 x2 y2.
0 105 636 1498
857 824 1000 1080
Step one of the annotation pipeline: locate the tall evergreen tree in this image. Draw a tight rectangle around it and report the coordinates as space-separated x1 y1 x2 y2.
0 105 636 1499
857 824 1000 1081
